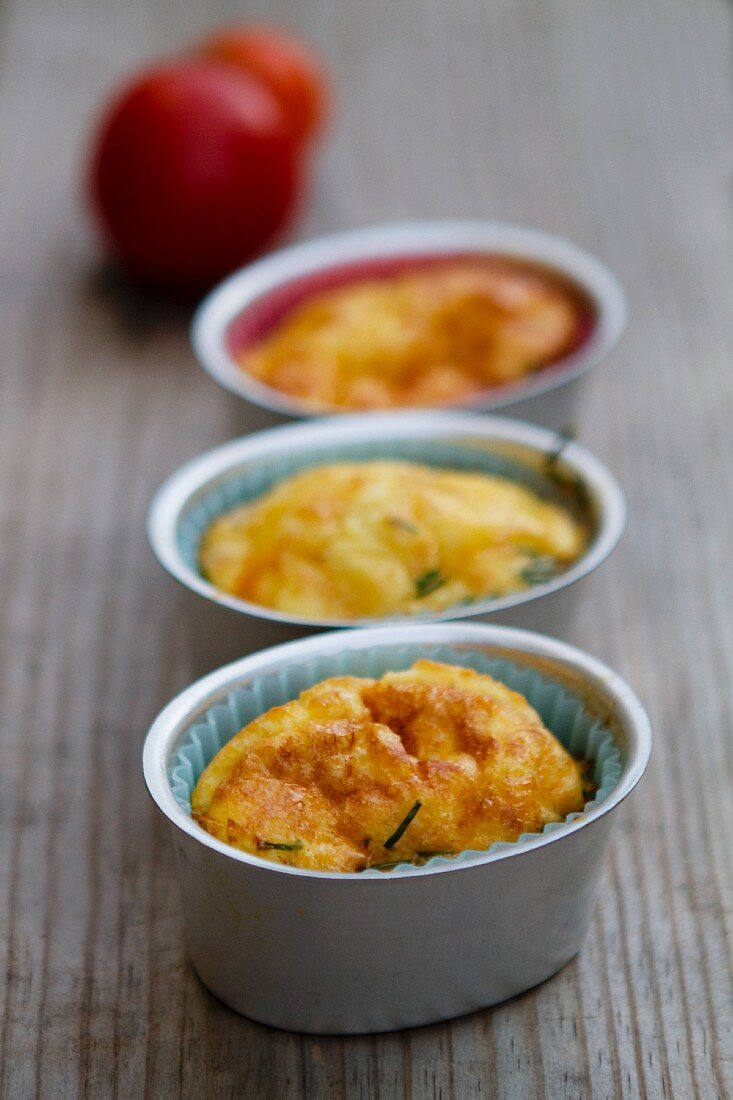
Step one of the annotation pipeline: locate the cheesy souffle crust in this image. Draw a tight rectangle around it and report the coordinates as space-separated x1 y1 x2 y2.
191 660 588 873
238 260 585 411
198 460 586 619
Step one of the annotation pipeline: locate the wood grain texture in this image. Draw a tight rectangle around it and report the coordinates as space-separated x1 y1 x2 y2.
1 0 731 1096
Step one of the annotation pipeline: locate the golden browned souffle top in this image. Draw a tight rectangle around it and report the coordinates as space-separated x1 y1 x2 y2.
199 461 587 620
191 660 587 872
238 260 584 410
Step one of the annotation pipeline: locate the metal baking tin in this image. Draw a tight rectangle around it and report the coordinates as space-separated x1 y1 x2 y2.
191 220 628 431
147 412 626 669
142 622 651 1034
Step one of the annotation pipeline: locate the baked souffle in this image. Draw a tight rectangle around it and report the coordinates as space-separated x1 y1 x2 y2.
191 660 590 872
237 259 586 410
199 460 586 619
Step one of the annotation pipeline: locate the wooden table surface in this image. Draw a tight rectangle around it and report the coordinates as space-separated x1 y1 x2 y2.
2 1 732 1096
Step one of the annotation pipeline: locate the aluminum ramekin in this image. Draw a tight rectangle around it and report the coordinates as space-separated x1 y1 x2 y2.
191 220 628 431
147 412 625 670
143 622 651 1033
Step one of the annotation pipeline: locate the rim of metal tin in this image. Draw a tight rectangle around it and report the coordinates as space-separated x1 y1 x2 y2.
147 411 626 629
142 623 652 882
191 219 628 417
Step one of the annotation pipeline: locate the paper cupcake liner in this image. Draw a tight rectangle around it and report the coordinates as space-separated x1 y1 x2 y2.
175 438 579 574
169 643 622 875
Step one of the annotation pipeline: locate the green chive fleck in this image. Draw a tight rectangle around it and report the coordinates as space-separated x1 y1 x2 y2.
545 423 577 470
543 425 591 512
384 800 423 849
520 556 559 586
414 570 446 598
389 516 419 534
256 839 303 852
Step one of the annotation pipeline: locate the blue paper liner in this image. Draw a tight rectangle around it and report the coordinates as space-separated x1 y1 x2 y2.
169 643 622 875
175 439 581 575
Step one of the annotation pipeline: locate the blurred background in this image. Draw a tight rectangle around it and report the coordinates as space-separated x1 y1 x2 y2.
2 2 731 1097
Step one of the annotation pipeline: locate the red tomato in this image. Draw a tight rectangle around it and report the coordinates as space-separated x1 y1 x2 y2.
88 61 300 292
196 25 328 145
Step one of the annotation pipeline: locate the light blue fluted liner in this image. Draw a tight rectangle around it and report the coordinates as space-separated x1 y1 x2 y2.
175 439 585 574
169 643 622 875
